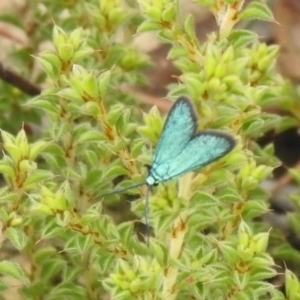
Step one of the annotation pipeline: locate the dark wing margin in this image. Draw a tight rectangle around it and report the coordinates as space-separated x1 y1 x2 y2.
152 96 198 164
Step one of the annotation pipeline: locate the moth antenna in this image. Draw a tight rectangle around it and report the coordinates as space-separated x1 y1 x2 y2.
102 182 145 196
145 184 151 246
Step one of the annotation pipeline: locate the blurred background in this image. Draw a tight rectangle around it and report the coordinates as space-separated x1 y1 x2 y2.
1 0 300 298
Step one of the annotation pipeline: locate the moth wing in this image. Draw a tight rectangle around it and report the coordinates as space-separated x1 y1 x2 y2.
165 131 236 180
153 96 197 164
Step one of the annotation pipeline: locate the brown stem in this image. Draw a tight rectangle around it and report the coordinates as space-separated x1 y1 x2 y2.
0 62 41 96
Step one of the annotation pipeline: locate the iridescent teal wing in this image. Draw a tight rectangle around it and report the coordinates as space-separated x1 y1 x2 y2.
147 130 235 184
152 96 197 165
165 130 235 180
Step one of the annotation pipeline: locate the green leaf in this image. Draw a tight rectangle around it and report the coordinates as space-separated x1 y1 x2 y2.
73 49 94 62
239 1 274 22
99 70 112 99
137 20 161 32
0 261 26 280
107 104 126 126
0 279 10 291
5 227 29 250
228 30 258 47
131 139 145 158
24 170 54 186
40 258 67 282
57 88 84 104
45 283 85 298
276 116 297 132
25 98 59 114
184 14 196 41
29 141 49 160
76 129 104 144
0 191 18 202
162 3 177 22
167 45 189 59
0 162 15 179
40 220 62 239
84 169 104 189
103 165 129 179
35 56 56 77
84 150 101 166
242 118 264 136
33 247 57 264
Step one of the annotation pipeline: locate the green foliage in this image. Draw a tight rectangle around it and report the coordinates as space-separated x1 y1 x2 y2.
0 0 299 299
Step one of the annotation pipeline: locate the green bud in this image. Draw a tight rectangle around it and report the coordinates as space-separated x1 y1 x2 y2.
58 88 83 104
237 247 254 261
137 126 158 144
251 165 272 182
238 232 250 249
214 63 227 78
19 160 36 173
142 6 162 21
240 176 258 191
68 65 85 95
29 141 48 161
32 203 54 215
129 278 142 293
239 164 250 181
107 105 124 125
81 101 101 116
0 164 15 179
184 74 205 96
16 129 29 158
98 70 111 99
10 216 22 227
73 49 94 62
41 185 55 200
162 3 176 22
118 259 133 277
36 57 55 78
250 70 261 83
52 26 66 50
251 232 269 253
204 54 217 78
207 77 226 93
286 269 300 297
119 280 130 290
199 102 212 118
39 52 61 71
52 190 67 211
222 46 234 63
152 196 168 209
108 7 126 26
1 130 15 145
257 55 272 72
83 74 99 99
150 240 166 266
110 273 122 284
57 43 74 62
69 28 82 50
137 20 162 32
4 144 22 163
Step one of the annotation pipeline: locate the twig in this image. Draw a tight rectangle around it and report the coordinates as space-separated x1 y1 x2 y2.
0 62 41 96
